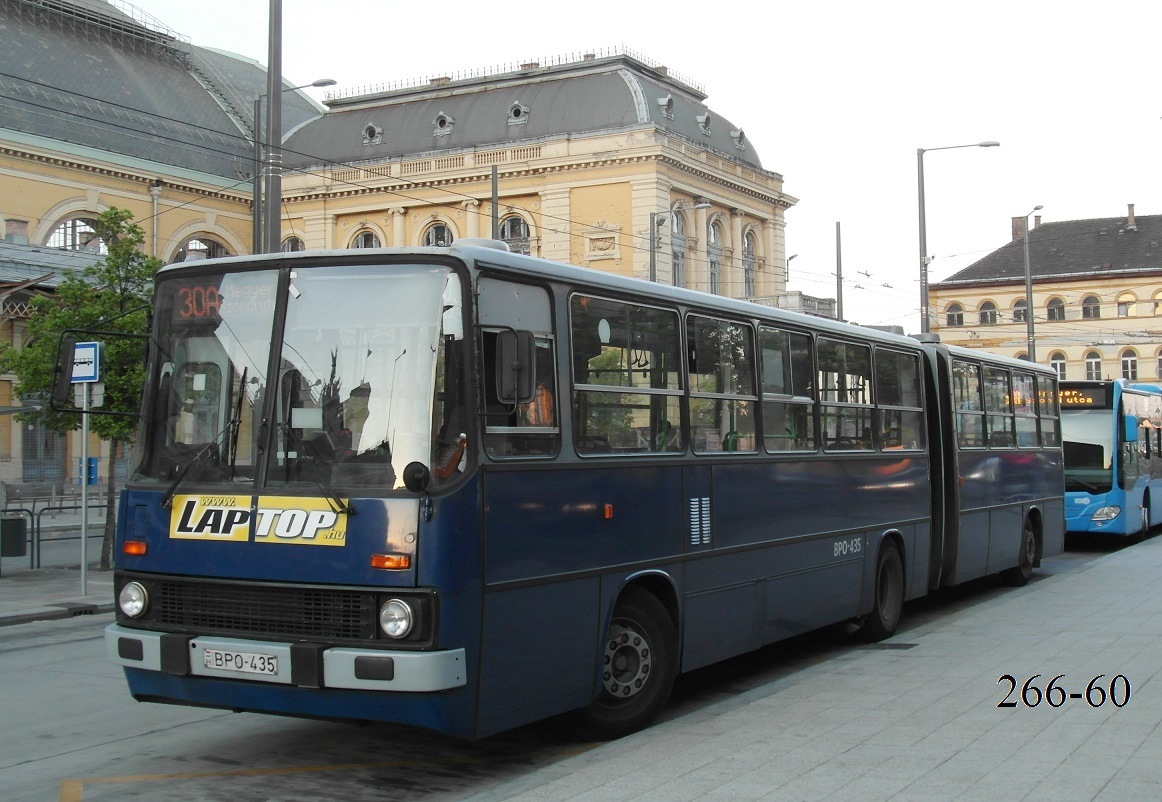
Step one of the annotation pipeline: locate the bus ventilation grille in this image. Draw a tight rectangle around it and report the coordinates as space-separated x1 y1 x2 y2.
689 497 711 546
155 579 378 641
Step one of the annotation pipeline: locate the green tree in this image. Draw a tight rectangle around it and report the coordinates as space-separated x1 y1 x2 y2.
0 208 160 568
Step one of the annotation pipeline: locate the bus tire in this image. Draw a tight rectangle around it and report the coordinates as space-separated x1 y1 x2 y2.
858 542 904 642
577 588 677 740
1002 520 1037 586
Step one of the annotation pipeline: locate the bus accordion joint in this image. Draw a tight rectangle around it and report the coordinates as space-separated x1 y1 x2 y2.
371 553 412 570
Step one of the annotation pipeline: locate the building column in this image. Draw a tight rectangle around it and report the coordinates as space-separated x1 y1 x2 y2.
538 188 571 263
730 209 744 299
634 178 671 282
693 201 711 293
389 208 407 247
462 200 480 238
765 217 787 296
302 211 332 250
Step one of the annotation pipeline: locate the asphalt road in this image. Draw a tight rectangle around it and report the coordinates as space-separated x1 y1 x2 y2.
0 539 1121 802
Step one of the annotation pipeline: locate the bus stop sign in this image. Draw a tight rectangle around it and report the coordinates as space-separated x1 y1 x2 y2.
72 341 101 383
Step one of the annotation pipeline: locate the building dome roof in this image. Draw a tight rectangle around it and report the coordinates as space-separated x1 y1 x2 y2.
283 51 763 172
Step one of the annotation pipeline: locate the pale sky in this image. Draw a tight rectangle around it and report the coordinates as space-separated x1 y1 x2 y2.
128 0 1162 331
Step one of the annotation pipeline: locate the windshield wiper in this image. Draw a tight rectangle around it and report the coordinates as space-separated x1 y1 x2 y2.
160 419 239 510
277 422 355 515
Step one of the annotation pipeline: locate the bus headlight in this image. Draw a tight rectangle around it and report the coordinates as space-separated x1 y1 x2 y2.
118 582 149 618
1092 506 1121 522
379 598 414 639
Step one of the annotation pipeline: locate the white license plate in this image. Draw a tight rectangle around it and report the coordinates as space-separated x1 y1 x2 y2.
202 648 278 675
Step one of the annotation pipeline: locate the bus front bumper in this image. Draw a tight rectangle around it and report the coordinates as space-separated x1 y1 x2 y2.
105 624 466 692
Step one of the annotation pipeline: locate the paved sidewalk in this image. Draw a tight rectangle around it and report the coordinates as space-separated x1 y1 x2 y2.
470 538 1162 802
0 510 114 625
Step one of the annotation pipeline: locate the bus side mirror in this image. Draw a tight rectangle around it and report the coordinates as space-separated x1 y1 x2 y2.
1124 415 1140 443
50 334 77 411
496 330 536 404
402 462 430 493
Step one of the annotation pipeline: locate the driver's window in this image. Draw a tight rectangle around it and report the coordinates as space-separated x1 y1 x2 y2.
172 362 223 445
477 278 558 459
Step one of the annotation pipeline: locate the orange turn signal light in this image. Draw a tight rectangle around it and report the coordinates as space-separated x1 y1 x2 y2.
122 540 147 556
370 553 411 570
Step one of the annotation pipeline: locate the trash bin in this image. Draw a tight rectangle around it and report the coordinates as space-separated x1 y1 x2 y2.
0 517 27 557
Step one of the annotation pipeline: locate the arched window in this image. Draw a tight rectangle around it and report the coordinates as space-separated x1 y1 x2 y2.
708 220 723 295
175 237 228 262
1049 352 1066 380
1047 297 1066 321
742 230 757 297
1121 348 1139 380
423 223 452 247
47 217 105 253
1082 295 1101 319
1013 298 1028 323
671 211 687 288
498 216 530 254
351 230 380 249
946 303 964 327
979 301 997 326
1085 350 1102 381
281 236 305 252
1117 292 1137 318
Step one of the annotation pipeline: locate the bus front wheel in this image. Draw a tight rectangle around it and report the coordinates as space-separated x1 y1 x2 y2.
858 542 904 642
578 588 677 739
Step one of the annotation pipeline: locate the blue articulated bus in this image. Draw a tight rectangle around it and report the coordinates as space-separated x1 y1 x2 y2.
1061 380 1162 538
105 242 1064 738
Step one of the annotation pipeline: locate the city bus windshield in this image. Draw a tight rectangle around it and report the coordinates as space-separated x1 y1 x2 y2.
1061 409 1114 493
133 262 465 493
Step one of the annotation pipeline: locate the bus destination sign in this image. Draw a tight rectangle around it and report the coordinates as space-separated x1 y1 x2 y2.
1060 387 1109 408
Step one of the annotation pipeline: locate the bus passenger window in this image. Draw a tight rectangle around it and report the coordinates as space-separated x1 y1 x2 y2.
818 338 873 452
570 294 684 455
875 348 925 451
688 315 757 454
760 326 816 452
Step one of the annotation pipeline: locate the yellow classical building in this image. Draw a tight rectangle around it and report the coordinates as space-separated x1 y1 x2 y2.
930 205 1162 383
0 1 795 484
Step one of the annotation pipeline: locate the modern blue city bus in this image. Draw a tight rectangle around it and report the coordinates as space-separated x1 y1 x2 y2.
105 242 1064 739
1061 380 1162 538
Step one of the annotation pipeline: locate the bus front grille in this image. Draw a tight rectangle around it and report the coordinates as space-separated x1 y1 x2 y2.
152 578 379 641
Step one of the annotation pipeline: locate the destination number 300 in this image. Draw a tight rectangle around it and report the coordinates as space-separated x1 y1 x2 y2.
998 674 1130 708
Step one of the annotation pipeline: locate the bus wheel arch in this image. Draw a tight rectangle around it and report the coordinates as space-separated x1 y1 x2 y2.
858 534 905 643
577 580 679 739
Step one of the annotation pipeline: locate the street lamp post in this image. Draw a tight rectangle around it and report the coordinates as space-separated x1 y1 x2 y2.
917 140 1000 333
649 202 710 282
1023 205 1044 362
253 77 336 253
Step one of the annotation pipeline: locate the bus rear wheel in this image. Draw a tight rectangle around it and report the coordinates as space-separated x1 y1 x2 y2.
858 542 904 642
577 588 677 740
1002 521 1037 586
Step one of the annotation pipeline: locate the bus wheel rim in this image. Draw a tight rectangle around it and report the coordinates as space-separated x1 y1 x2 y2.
602 622 651 700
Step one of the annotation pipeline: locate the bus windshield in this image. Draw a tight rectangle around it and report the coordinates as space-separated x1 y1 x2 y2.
133 263 465 492
1061 408 1114 493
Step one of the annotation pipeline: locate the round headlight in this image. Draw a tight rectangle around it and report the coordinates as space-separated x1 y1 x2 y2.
379 598 414 639
118 582 148 618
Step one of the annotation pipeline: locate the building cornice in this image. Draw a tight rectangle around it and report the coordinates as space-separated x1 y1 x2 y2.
932 266 1162 292
0 140 252 204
